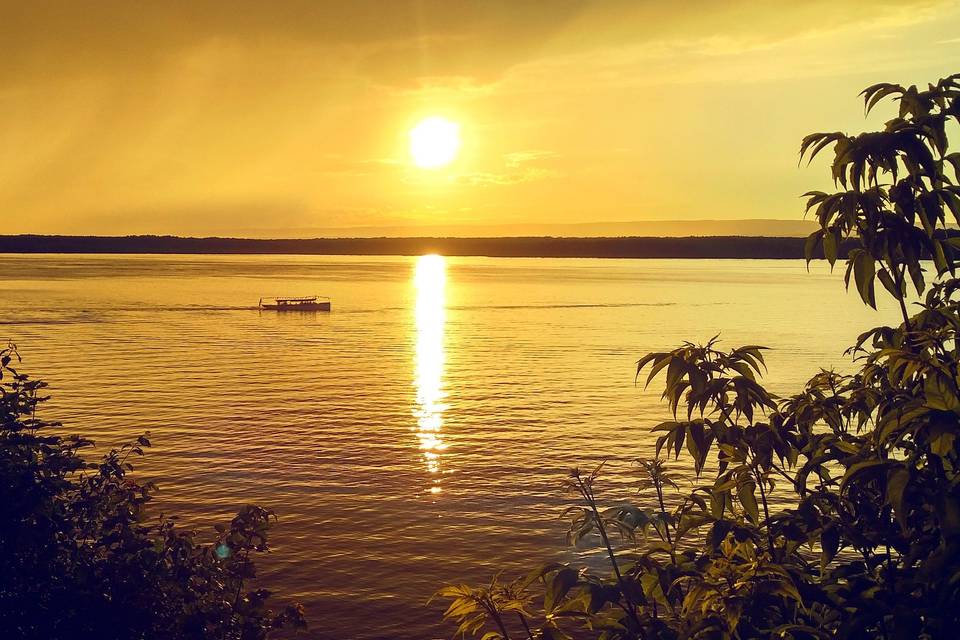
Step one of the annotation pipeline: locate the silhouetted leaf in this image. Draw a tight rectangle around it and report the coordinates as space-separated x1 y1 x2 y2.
545 568 578 613
738 480 759 524
853 251 877 308
886 466 911 531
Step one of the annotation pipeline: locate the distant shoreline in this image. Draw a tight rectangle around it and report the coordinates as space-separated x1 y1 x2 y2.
0 234 831 259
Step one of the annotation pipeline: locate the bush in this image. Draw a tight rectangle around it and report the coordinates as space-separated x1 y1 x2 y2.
435 74 960 639
0 344 306 639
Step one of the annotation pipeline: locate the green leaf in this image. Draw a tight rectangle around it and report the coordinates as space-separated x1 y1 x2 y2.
945 153 960 182
933 239 950 276
521 562 567 588
924 374 960 411
853 251 877 308
876 267 900 299
840 460 891 494
877 405 930 443
823 231 838 266
686 421 709 475
942 189 960 226
860 82 903 114
708 520 732 550
636 352 669 388
907 259 925 295
800 132 845 164
585 583 620 614
766 578 802 604
710 489 727 519
821 525 840 568
930 429 957 458
885 466 911 531
545 568 578 613
738 480 760 524
804 231 822 265
541 625 574 640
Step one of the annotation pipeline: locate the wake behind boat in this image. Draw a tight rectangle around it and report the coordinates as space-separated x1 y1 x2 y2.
259 296 331 311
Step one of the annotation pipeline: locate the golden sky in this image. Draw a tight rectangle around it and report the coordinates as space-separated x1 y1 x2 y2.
2 0 959 237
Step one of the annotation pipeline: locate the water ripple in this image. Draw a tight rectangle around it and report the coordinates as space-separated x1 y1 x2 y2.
0 254 902 639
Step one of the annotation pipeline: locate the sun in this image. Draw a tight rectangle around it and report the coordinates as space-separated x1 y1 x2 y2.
409 117 461 169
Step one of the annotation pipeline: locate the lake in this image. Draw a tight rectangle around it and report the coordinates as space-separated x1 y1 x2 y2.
0 254 902 639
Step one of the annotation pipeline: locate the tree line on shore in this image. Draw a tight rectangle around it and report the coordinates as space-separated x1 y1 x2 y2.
0 234 845 259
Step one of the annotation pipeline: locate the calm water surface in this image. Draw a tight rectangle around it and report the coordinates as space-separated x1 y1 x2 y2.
0 254 901 639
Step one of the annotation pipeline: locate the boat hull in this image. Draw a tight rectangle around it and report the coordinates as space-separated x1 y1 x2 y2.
261 302 331 311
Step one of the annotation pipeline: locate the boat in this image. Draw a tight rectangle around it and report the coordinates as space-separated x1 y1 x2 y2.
259 296 331 311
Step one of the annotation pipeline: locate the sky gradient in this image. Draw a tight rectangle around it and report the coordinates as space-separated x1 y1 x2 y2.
3 0 959 237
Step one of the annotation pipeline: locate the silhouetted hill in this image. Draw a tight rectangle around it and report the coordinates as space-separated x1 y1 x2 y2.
0 234 830 259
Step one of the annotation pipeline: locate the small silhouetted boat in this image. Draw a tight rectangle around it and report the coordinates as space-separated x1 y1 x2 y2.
259 296 331 312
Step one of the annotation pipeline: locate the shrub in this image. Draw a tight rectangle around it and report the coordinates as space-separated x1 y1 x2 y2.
0 344 306 639
435 74 960 639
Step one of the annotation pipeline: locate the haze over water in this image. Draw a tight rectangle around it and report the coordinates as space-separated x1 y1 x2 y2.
0 253 902 639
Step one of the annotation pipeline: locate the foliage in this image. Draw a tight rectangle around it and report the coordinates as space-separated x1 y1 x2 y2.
800 74 960 315
435 73 960 639
0 344 306 639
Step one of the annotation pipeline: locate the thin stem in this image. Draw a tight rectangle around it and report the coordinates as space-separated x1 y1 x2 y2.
483 602 511 640
897 295 912 332
516 612 533 640
653 480 677 564
754 466 775 556
896 264 913 333
579 477 644 635
770 462 805 497
232 555 246 608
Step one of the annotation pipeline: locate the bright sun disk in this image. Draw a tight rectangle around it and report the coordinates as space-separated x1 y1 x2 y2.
409 117 461 169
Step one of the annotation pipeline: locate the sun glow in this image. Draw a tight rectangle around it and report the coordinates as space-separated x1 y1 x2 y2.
413 254 448 494
409 117 461 169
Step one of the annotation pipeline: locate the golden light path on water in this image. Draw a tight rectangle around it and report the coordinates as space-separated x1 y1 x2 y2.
413 254 448 494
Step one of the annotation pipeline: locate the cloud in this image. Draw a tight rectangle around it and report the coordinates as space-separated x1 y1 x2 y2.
484 0 957 97
452 150 560 186
503 150 559 168
453 168 554 186
2 1 949 87
0 1 586 86
394 75 499 99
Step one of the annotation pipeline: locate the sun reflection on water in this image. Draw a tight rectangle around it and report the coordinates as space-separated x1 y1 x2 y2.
414 254 448 494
